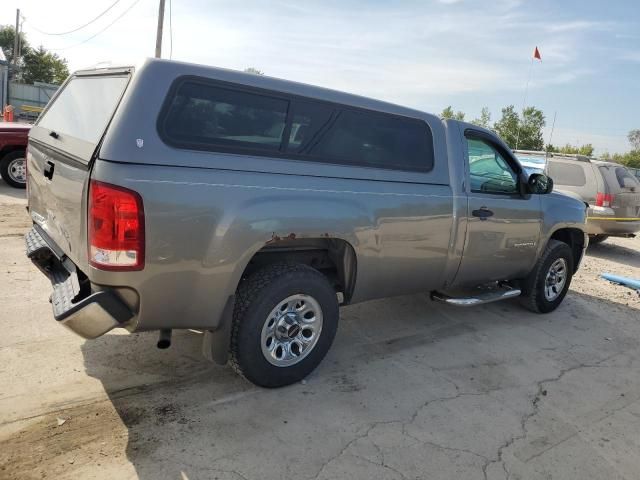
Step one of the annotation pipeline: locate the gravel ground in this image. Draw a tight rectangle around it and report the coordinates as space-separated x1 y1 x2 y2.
1 183 639 480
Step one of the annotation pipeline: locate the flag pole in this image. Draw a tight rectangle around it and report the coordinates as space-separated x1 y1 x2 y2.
547 111 557 152
515 55 534 150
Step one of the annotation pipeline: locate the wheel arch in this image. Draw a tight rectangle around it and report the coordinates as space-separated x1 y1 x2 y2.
0 145 26 161
548 227 586 273
237 237 358 304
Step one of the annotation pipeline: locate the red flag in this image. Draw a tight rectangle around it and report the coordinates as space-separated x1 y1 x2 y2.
533 46 542 60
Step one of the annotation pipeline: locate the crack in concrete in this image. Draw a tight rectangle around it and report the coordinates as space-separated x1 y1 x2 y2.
348 449 410 480
483 350 625 479
308 421 399 480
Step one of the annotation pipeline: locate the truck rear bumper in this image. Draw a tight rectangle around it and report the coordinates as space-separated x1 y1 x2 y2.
586 218 640 236
587 207 640 236
25 226 133 339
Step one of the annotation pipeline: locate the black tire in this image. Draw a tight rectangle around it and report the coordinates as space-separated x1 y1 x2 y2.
588 234 609 245
519 239 574 314
0 150 27 189
229 263 339 388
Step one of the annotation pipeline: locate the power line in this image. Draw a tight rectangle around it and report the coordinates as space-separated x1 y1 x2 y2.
26 0 122 36
47 0 142 51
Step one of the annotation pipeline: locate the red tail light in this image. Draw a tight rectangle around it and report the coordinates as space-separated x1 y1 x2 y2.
88 180 145 271
595 192 615 208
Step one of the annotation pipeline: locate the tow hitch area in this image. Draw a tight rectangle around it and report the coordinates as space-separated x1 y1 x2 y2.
431 285 521 307
25 227 133 339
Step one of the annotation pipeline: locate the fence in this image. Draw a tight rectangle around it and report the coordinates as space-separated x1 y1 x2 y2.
8 81 59 121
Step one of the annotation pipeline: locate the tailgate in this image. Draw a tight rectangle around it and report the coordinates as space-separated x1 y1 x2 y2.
598 165 640 218
27 71 131 266
614 191 640 218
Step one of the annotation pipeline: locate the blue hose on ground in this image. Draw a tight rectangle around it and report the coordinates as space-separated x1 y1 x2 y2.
601 273 640 291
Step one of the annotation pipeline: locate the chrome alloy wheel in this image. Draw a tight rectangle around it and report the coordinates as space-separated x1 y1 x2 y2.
7 157 26 184
260 294 323 367
544 258 567 301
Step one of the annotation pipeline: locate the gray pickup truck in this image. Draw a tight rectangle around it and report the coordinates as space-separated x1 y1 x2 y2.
25 59 588 387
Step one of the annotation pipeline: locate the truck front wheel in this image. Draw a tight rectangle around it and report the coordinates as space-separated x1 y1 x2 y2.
229 263 339 388
519 240 574 314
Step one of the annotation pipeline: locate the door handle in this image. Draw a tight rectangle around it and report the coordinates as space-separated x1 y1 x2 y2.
44 161 55 180
472 207 494 220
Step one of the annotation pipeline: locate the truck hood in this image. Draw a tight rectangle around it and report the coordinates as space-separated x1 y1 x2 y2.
551 188 585 205
542 191 588 227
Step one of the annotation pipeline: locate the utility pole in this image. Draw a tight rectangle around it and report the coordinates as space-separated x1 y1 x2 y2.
13 8 20 66
155 0 166 58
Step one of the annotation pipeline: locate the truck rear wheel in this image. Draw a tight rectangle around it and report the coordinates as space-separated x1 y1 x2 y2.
519 240 574 314
229 263 339 388
1 150 27 189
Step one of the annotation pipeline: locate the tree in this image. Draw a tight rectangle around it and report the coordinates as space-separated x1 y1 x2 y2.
612 151 640 169
440 106 465 121
493 105 520 147
628 129 640 151
493 105 545 150
0 25 69 85
623 151 640 168
0 25 28 65
622 151 640 168
244 67 264 75
519 107 546 150
21 46 69 85
471 107 491 128
546 143 594 156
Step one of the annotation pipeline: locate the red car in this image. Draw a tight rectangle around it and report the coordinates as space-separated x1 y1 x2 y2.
0 122 30 188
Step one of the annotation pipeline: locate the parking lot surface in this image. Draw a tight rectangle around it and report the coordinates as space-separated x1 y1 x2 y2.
1 182 639 480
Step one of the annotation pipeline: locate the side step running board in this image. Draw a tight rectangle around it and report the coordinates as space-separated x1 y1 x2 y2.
431 288 521 307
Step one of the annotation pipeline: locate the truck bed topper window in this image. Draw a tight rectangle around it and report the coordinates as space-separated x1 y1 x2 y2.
37 75 130 145
158 76 434 173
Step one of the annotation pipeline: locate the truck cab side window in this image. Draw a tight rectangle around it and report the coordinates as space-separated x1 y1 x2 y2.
467 138 518 194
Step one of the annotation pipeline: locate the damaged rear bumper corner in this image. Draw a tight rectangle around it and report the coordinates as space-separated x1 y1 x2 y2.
25 226 133 339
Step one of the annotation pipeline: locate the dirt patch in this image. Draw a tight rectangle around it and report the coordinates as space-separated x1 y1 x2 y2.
0 401 128 480
0 203 31 238
573 237 640 310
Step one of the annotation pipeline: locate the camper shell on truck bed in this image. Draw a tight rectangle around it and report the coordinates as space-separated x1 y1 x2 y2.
26 59 587 387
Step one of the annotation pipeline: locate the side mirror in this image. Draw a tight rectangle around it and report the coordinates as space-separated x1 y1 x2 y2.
528 173 554 194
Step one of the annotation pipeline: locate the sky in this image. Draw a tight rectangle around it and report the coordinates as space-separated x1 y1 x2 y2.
2 0 639 154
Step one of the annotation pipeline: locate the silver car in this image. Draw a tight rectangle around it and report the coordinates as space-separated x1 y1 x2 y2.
515 151 640 244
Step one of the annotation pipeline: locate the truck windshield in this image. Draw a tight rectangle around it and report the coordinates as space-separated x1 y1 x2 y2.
37 75 129 145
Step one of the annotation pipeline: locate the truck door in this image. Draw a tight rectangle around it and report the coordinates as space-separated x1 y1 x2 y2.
453 131 542 287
